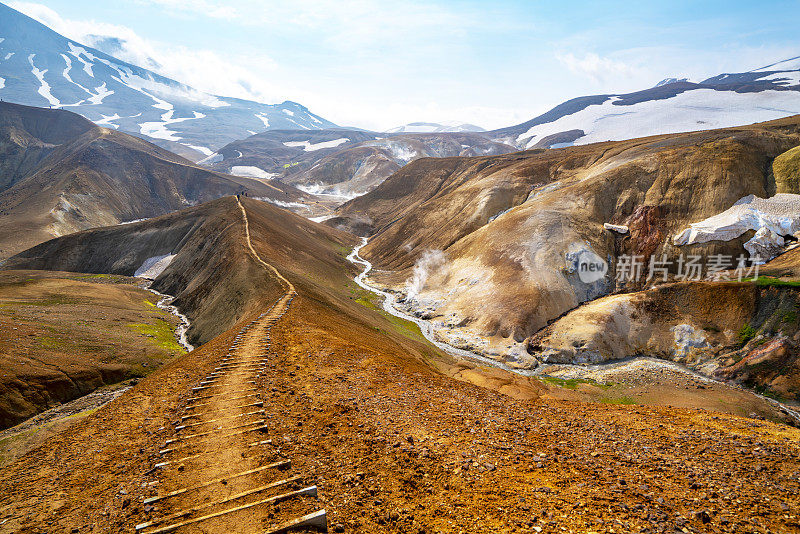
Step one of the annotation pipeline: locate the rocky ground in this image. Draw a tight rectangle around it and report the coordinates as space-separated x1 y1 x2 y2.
2 198 800 533
3 291 798 533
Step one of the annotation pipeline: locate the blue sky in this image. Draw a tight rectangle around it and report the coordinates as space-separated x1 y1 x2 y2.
9 0 800 130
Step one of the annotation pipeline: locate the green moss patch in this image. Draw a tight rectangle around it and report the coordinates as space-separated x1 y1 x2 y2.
753 276 800 288
127 319 185 354
600 395 637 405
540 377 613 390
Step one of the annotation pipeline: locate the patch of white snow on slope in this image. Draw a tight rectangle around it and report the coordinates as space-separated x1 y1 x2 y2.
28 54 60 107
230 166 277 179
182 144 214 156
95 113 121 128
518 89 800 147
140 110 204 141
67 42 96 76
87 82 113 105
255 112 270 128
283 138 349 151
673 193 800 259
757 71 800 86
135 254 176 279
60 54 94 96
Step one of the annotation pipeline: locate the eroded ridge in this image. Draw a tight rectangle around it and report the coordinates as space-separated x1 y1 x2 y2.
134 200 324 533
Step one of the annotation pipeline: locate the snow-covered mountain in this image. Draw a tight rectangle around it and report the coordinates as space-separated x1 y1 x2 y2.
385 121 486 133
491 57 800 149
0 2 337 160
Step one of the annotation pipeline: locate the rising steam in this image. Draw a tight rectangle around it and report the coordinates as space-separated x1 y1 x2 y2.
405 250 447 301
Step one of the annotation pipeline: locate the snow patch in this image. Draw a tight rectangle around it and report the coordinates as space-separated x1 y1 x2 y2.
283 138 349 151
88 82 113 105
135 254 176 279
603 223 629 234
60 53 93 96
3 52 14 60
757 71 800 86
230 166 277 179
518 89 800 148
139 110 203 141
67 42 96 76
182 144 214 156
673 193 800 260
95 113 121 128
254 112 270 128
282 109 295 116
28 54 60 107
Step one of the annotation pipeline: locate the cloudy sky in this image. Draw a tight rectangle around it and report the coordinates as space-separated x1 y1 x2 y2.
9 0 800 131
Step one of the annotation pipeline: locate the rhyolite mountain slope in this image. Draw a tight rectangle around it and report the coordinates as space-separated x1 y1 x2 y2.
336 115 800 369
491 57 800 149
0 102 310 259
206 129 516 199
0 2 336 160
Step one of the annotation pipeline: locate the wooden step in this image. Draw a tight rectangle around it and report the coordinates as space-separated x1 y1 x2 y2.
135 475 302 530
143 460 291 504
264 509 328 534
140 486 318 534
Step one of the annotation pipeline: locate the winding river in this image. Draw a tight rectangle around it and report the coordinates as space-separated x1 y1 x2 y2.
348 237 538 376
144 286 194 352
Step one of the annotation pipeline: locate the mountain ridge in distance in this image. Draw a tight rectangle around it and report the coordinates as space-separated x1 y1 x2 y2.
0 101 311 259
0 2 337 160
490 56 800 148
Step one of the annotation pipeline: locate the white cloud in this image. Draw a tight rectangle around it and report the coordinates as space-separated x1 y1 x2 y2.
134 0 238 20
556 52 639 84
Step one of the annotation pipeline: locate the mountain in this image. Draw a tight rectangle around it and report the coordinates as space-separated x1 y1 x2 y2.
386 121 486 133
0 102 312 259
202 128 382 178
206 130 516 199
336 115 800 374
491 57 800 149
0 2 337 160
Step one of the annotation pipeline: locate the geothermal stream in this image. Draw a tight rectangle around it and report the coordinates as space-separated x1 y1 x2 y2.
347 238 538 377
348 238 800 424
143 286 194 352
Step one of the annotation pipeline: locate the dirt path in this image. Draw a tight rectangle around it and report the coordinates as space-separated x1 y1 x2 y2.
134 199 325 533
